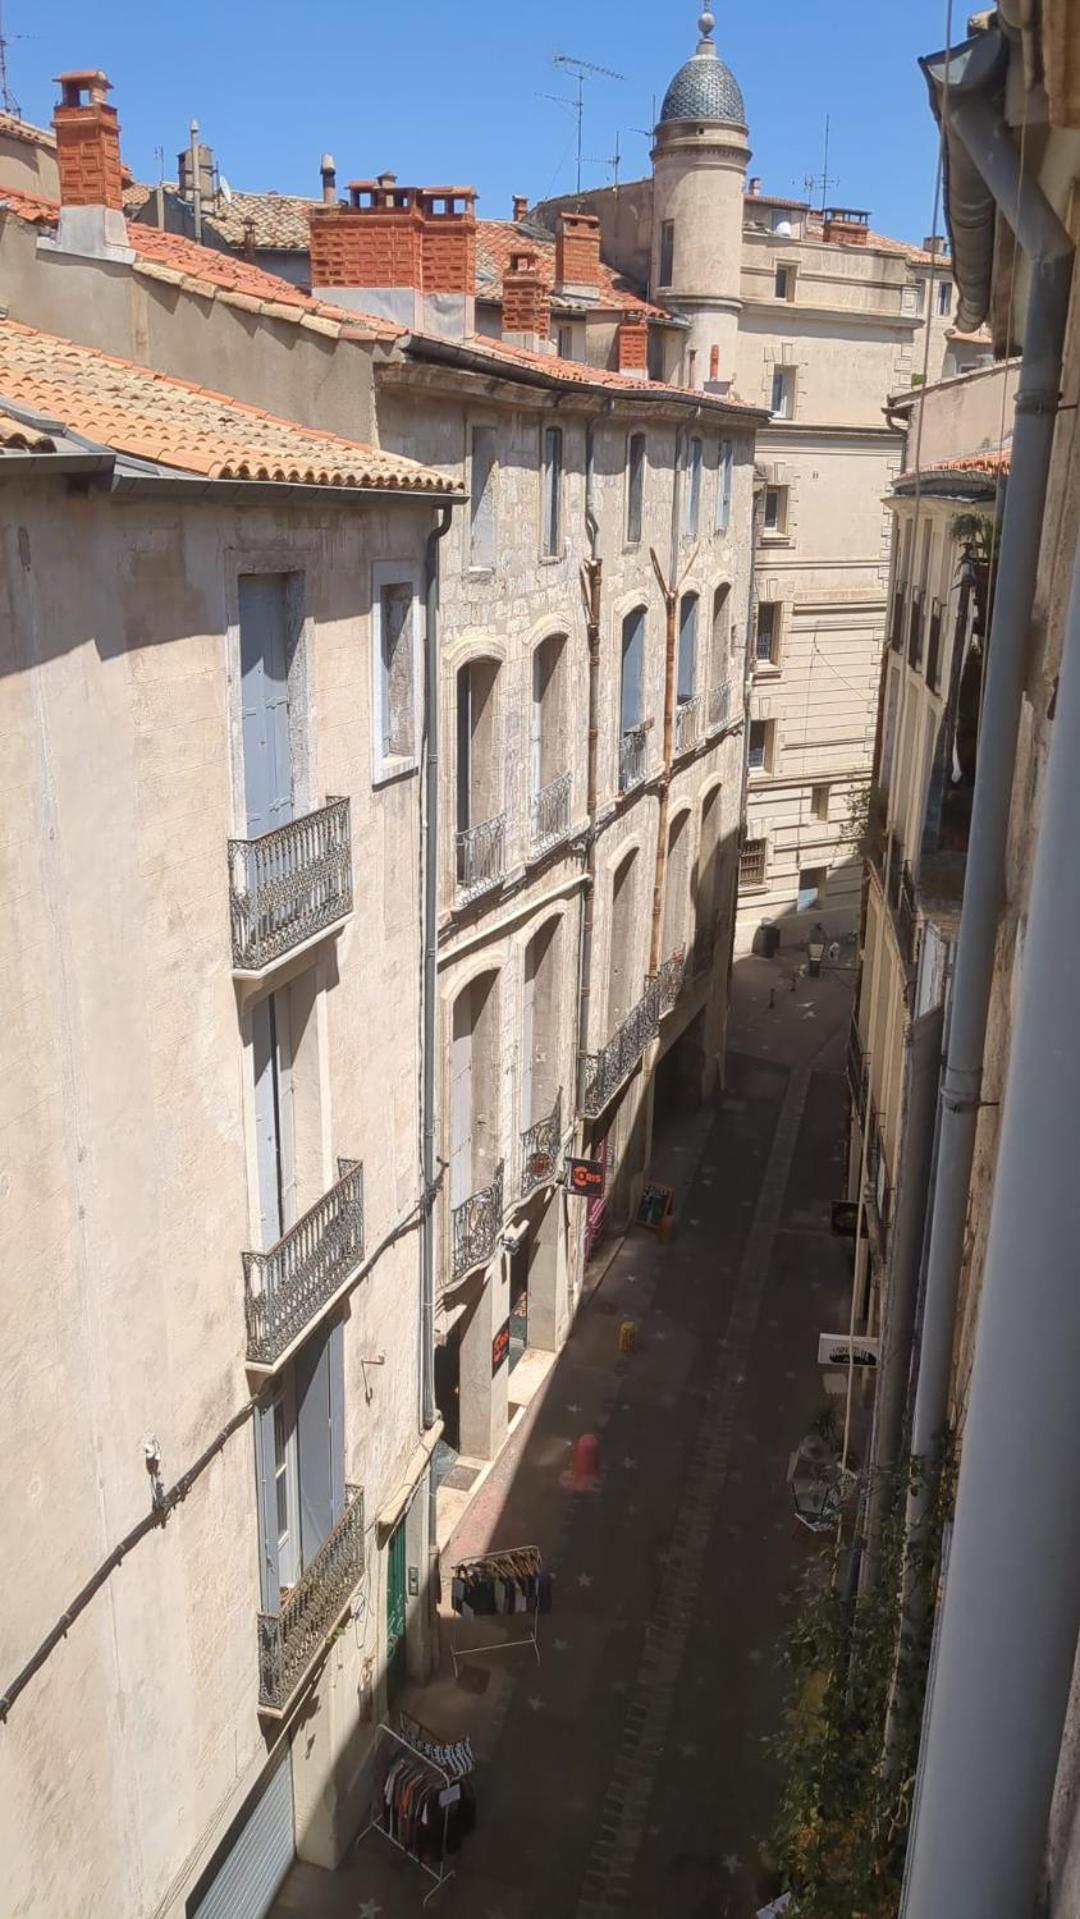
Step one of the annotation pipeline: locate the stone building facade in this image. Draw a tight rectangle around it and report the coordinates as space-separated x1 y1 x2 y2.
534 10 995 955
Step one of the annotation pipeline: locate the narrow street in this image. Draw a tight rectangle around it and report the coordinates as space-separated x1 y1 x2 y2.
275 952 855 1918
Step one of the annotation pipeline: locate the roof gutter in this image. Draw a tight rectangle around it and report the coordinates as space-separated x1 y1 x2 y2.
919 28 1009 333
398 331 765 422
106 463 465 507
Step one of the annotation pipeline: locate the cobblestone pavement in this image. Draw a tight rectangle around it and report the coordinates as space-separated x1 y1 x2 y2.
274 954 856 1919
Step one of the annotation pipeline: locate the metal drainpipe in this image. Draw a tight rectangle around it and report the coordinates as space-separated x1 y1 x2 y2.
421 506 454 1433
900 541 1080 1918
898 90 1073 1554
886 88 1074 1763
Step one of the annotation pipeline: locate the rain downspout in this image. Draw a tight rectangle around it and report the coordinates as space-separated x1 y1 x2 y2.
421 505 454 1432
887 41 1074 1763
574 407 606 1127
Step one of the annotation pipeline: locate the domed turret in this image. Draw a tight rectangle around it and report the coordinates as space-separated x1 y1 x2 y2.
650 8 750 387
659 10 745 127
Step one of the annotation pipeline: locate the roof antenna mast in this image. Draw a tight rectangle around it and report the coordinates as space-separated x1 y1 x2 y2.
552 51 625 195
803 113 839 214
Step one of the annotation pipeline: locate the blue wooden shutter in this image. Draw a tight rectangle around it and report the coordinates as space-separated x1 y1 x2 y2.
252 997 284 1250
254 1398 281 1610
294 1316 345 1566
621 608 644 733
678 596 697 702
239 574 293 840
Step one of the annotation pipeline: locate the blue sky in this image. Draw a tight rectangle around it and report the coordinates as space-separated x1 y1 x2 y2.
15 1 950 243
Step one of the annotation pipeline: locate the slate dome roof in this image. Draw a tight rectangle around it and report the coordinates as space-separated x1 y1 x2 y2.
659 11 745 126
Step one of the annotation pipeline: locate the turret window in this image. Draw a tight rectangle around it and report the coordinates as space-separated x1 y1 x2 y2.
659 220 675 289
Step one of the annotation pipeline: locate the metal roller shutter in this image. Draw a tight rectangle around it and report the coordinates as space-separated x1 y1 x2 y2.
190 1742 294 1919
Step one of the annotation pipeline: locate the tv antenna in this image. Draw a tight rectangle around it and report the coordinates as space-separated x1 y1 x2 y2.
803 113 839 214
0 1 32 117
552 51 625 194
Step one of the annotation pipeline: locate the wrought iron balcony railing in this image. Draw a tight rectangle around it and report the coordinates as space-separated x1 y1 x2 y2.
708 678 732 731
896 860 917 970
654 946 686 1017
673 694 701 757
228 797 352 973
451 1160 504 1280
520 1089 562 1200
257 1484 364 1713
619 721 648 794
243 1159 364 1368
456 812 506 903
529 771 572 857
580 977 660 1118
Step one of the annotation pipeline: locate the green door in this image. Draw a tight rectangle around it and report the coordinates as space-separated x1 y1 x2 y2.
386 1518 407 1698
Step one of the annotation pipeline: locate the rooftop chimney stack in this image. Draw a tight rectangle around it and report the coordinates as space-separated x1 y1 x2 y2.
749 175 761 195
554 211 601 296
52 69 131 258
616 314 649 378
501 247 551 353
512 194 529 223
178 136 215 209
320 153 337 204
308 179 477 340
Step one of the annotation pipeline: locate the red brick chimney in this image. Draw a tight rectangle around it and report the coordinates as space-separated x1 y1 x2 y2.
616 314 648 377
52 69 130 255
502 248 551 350
822 206 870 246
512 194 529 223
555 211 601 294
309 179 477 339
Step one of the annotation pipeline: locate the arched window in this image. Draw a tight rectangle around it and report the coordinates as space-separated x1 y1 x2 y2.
450 969 500 1208
530 634 571 852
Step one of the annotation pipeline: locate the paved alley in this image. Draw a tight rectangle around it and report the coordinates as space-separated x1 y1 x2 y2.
273 952 856 1918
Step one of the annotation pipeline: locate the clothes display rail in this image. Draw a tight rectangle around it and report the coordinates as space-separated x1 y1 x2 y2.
397 1709 476 1778
448 1544 549 1675
356 1722 474 1904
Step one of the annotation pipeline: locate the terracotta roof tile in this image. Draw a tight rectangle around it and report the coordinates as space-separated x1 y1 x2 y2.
0 184 404 340
0 409 56 450
805 214 949 266
0 110 56 152
409 329 763 413
476 220 665 318
0 319 455 492
125 180 317 252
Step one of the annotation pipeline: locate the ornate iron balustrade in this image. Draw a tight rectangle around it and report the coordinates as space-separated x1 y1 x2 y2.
456 812 506 903
257 1484 364 1712
708 678 732 731
896 861 917 970
654 946 686 1017
244 1159 364 1367
673 694 701 757
228 798 352 972
619 721 648 794
520 1089 562 1200
926 598 943 691
579 977 660 1118
529 771 572 856
451 1160 504 1280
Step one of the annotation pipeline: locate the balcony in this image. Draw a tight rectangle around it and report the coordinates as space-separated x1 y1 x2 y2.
580 977 660 1118
456 812 506 904
654 946 686 1017
228 798 352 975
257 1483 365 1714
865 1103 892 1255
451 1160 504 1280
520 1089 562 1200
529 771 572 858
926 597 943 692
896 860 917 970
673 694 701 757
708 678 732 731
243 1159 365 1369
619 721 648 794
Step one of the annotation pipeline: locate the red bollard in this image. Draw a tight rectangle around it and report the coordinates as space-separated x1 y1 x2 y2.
561 1431 602 1494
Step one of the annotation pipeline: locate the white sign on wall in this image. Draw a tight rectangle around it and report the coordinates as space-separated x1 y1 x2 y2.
817 1333 879 1369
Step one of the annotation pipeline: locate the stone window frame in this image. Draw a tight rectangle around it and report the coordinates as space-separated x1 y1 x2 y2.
467 417 498 576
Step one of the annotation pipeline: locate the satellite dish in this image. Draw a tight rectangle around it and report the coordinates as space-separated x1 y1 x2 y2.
775 219 793 236
219 175 233 203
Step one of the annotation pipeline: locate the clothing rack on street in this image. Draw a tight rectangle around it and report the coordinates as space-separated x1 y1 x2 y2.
397 1708 476 1778
356 1722 462 1905
449 1543 547 1676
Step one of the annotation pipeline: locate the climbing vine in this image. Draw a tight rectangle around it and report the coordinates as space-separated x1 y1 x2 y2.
768 1449 953 1917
